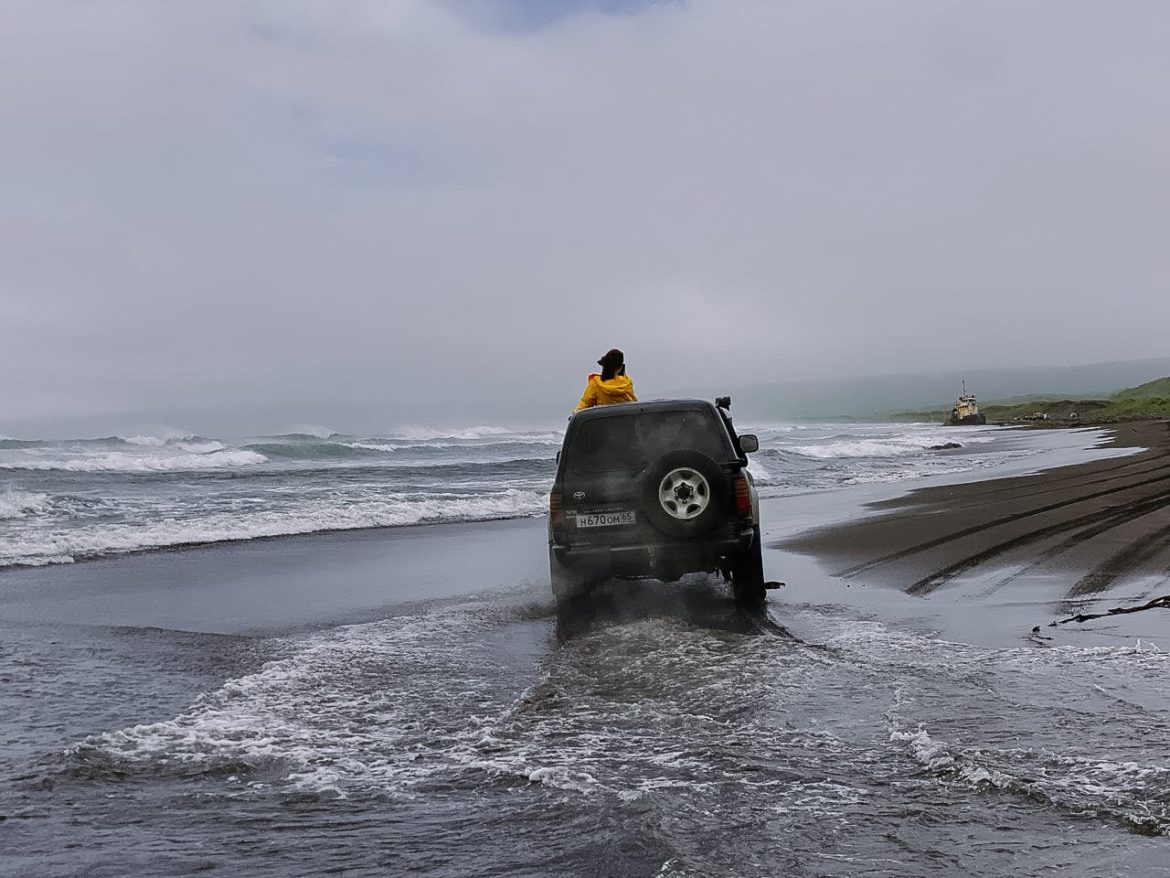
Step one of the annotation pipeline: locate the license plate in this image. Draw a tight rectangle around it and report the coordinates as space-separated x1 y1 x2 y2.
576 511 636 528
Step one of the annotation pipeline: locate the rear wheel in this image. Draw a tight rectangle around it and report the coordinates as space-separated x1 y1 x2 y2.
550 550 591 607
730 527 766 605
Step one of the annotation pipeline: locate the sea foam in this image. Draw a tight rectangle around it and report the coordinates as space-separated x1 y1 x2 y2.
0 489 547 567
387 425 562 442
0 490 51 519
0 449 266 473
790 433 995 459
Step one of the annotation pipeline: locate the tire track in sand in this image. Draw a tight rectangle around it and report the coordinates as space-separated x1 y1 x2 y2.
1067 520 1170 598
866 449 1165 511
777 422 1170 599
906 489 1170 595
832 465 1170 581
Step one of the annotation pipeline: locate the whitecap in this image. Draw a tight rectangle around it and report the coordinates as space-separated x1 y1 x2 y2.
0 488 546 567
0 449 267 473
170 440 226 453
788 432 996 459
386 425 563 442
746 458 773 484
279 424 337 439
345 442 400 452
122 435 167 447
0 490 51 519
391 425 513 441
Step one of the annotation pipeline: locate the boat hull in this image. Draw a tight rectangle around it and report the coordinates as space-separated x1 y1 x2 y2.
945 413 987 426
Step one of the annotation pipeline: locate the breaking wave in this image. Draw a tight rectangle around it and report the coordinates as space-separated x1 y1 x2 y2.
388 425 558 442
242 441 384 460
889 721 1170 834
0 489 547 567
262 429 338 441
790 434 995 460
0 449 267 473
120 435 168 447
122 435 226 453
0 490 51 520
821 618 1170 837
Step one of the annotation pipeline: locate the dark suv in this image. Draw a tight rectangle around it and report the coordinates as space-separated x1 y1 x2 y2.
548 398 765 606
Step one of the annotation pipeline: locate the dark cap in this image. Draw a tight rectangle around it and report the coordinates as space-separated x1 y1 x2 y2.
597 348 625 369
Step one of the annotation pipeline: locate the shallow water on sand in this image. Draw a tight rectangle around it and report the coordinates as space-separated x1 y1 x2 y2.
3 578 1167 877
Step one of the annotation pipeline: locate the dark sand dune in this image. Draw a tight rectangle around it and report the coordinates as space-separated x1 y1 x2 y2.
780 421 1170 603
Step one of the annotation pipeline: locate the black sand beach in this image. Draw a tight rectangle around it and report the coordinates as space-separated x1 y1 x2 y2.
2 427 1169 877
0 516 550 635
781 421 1170 610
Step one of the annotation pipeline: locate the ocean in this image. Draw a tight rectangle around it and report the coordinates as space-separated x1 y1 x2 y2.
3 421 1046 570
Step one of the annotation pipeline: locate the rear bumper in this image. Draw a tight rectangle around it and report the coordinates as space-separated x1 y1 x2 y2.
550 528 755 581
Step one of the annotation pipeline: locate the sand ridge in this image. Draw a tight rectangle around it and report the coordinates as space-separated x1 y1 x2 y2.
779 421 1170 604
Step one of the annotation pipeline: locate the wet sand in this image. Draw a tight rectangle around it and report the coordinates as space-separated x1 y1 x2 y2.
780 421 1170 609
0 516 550 635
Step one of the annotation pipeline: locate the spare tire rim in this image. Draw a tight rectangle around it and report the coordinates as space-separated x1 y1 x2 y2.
657 468 711 520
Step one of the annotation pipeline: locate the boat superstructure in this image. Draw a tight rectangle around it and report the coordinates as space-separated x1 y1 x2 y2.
946 381 987 426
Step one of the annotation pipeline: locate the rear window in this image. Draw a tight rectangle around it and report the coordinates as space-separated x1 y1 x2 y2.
565 409 730 475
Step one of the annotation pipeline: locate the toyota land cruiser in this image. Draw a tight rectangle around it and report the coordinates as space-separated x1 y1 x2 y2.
548 398 765 606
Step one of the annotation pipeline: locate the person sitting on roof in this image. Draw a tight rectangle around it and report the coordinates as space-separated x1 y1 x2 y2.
574 348 638 412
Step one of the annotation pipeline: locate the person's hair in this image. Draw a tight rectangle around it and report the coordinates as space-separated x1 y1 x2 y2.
598 348 624 381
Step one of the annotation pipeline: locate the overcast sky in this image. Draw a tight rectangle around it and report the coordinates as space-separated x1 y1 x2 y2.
2 0 1168 435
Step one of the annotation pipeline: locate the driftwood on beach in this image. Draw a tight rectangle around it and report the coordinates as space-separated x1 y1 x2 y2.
1052 594 1170 626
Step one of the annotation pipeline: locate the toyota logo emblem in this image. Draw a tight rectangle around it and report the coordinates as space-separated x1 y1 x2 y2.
573 491 586 500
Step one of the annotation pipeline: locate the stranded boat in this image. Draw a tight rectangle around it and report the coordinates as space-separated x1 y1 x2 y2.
945 382 987 426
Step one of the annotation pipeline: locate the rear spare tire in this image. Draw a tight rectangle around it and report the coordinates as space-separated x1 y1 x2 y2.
639 450 728 538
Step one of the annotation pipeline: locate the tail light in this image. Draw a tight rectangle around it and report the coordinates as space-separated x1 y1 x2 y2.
733 475 753 521
549 489 565 527
549 488 567 544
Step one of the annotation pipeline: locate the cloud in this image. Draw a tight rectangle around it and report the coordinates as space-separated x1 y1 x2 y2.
2 0 1168 432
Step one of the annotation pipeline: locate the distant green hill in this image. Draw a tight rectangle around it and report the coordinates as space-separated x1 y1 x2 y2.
894 377 1170 424
1115 376 1170 400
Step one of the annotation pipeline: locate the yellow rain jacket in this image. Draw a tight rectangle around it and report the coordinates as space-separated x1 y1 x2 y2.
575 373 637 412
